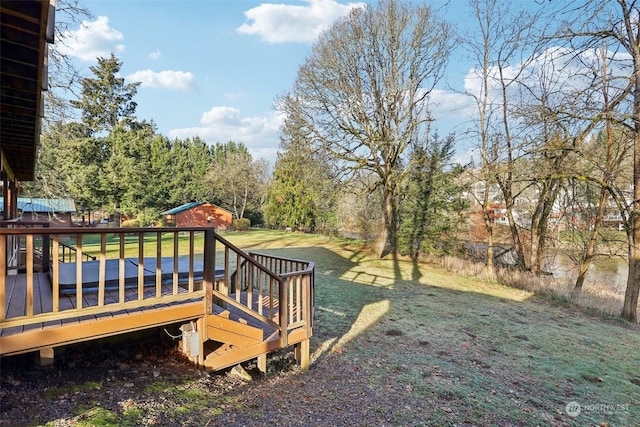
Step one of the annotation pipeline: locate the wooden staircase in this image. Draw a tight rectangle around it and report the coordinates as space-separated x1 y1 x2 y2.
185 248 315 372
203 310 274 371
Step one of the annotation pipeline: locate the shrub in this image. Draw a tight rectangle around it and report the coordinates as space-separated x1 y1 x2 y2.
136 208 160 227
233 218 251 231
121 219 140 228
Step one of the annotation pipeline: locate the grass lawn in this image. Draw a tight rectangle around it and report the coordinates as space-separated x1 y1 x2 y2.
216 229 640 426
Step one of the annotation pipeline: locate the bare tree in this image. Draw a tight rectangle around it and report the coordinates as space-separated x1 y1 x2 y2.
558 0 640 321
44 0 91 123
464 0 544 274
24 0 91 198
285 0 454 257
207 149 268 221
568 46 633 295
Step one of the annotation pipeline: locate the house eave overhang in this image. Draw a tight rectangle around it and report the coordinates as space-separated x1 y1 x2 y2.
1 0 54 182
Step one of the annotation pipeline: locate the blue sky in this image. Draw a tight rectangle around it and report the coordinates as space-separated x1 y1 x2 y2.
56 0 522 166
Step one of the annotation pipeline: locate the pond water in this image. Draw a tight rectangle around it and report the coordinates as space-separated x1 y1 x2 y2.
544 254 629 296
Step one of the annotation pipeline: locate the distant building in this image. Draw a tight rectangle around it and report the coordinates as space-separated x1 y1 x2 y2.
161 202 233 229
0 198 76 228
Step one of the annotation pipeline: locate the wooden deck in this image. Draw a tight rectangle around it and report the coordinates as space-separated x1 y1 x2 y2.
0 271 204 356
0 226 314 371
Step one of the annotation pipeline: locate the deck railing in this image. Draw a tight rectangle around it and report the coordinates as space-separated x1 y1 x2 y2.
209 235 315 346
0 227 217 328
57 240 97 263
248 252 314 335
1 226 314 350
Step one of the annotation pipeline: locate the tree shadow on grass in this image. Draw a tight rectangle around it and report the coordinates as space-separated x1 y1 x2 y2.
247 244 394 363
246 241 640 426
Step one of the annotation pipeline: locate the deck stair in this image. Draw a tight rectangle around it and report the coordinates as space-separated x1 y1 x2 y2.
206 312 263 347
201 299 282 371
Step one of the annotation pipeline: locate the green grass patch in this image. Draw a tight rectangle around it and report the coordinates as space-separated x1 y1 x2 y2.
42 381 102 400
75 407 120 427
221 229 640 426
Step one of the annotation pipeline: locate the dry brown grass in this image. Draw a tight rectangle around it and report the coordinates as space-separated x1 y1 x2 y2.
435 255 627 318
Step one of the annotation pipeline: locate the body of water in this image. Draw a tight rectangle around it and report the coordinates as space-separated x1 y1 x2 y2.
545 255 629 296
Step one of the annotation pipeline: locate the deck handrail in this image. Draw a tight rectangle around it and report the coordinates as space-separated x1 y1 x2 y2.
248 251 315 335
57 240 97 262
208 235 315 347
230 250 314 343
0 227 216 327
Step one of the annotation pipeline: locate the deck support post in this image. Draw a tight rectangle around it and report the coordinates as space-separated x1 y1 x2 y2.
37 347 54 366
196 317 205 368
257 354 267 373
295 339 310 370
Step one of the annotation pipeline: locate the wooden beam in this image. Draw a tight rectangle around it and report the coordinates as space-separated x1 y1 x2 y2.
295 339 310 370
0 303 204 356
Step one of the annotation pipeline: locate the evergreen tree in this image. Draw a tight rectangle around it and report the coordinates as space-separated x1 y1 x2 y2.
398 133 468 259
168 137 213 205
70 53 140 135
266 98 337 231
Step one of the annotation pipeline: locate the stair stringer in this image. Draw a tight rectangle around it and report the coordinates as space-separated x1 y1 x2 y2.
206 313 264 347
203 334 283 371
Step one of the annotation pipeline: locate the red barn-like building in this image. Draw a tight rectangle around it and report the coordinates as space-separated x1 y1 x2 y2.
161 202 233 229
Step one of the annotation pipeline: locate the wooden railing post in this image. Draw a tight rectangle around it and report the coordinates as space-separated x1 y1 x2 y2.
203 228 215 315
279 277 288 347
26 234 34 317
42 223 50 272
303 274 311 335
0 233 6 321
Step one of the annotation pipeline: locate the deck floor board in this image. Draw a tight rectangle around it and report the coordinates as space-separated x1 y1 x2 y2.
1 272 202 340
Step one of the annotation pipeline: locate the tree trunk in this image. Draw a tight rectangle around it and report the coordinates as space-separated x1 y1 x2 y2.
622 12 640 322
529 228 540 274
530 179 560 274
486 224 495 275
622 123 640 322
374 185 396 258
505 195 527 270
573 186 608 297
114 199 121 226
623 257 640 322
480 205 495 276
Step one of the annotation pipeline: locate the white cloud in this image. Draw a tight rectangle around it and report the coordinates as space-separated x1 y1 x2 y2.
148 49 161 60
429 88 476 121
168 107 284 163
224 92 245 100
237 0 366 43
58 16 125 61
126 70 196 91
